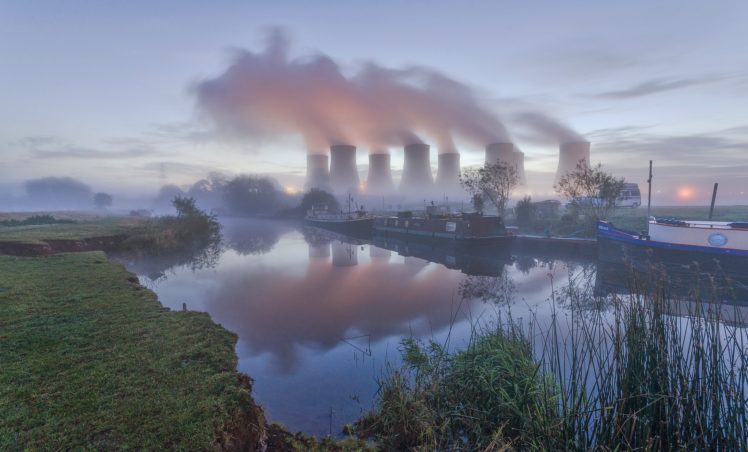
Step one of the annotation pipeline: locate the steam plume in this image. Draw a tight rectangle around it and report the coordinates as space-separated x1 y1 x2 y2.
194 28 511 154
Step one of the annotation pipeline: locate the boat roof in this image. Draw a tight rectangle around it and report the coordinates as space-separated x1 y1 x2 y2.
650 217 748 229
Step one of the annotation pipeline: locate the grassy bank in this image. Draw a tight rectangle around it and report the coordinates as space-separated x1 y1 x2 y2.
0 252 264 449
0 215 143 245
357 272 748 450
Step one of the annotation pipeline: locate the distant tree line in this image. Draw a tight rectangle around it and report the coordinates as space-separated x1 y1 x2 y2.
154 173 298 217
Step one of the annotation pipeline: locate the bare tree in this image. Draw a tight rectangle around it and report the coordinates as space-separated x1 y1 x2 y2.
555 160 625 221
460 162 519 216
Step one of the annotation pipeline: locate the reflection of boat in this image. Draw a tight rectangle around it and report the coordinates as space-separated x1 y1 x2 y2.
598 219 748 259
304 194 374 235
372 234 512 277
374 204 513 247
594 260 748 327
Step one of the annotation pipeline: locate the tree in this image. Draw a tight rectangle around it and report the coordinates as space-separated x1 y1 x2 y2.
298 189 339 213
554 160 625 221
223 175 279 215
514 195 535 226
471 194 485 214
93 192 113 210
460 162 519 216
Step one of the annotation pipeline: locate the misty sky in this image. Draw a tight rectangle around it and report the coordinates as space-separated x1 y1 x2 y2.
1 1 747 204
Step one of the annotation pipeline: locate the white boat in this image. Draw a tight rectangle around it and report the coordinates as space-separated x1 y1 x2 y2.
598 217 748 257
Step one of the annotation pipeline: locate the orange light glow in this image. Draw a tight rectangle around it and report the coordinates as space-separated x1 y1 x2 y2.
676 186 695 201
359 182 367 192
284 186 299 195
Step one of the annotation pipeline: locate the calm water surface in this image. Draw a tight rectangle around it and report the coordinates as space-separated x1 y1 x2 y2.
116 218 748 437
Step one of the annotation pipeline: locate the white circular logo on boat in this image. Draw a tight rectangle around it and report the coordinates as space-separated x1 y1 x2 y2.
708 233 728 246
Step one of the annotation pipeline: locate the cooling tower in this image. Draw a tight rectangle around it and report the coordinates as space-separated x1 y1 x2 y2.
485 142 515 166
367 153 394 194
369 246 391 261
399 143 434 193
308 242 331 260
329 144 360 193
306 154 330 190
555 142 590 184
513 151 526 185
436 152 461 194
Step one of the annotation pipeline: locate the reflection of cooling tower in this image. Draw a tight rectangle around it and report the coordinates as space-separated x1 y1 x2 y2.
369 245 391 261
400 143 434 192
306 154 330 190
436 153 461 193
308 242 331 260
485 142 515 166
332 241 358 267
513 151 526 185
330 145 360 193
367 153 394 194
555 142 590 184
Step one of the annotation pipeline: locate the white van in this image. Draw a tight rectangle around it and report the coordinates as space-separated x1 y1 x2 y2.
616 183 641 208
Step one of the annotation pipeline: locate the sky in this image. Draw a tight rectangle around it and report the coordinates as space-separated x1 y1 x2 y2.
1 1 747 205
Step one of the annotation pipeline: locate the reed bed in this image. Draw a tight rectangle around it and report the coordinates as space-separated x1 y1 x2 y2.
356 268 748 450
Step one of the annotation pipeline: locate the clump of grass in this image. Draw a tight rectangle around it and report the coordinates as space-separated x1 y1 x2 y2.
356 322 556 450
358 267 748 450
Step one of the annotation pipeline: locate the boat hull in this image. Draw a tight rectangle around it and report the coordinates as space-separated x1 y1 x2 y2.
374 215 514 249
597 221 748 275
304 217 374 236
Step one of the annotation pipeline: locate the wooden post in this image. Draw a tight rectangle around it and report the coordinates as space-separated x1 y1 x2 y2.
709 183 719 220
647 160 653 218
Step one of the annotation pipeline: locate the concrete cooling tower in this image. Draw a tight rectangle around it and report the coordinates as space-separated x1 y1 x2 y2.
436 152 461 194
367 153 395 195
329 145 360 193
399 143 434 193
306 154 330 190
513 151 526 185
555 142 590 184
485 142 515 166
308 242 331 260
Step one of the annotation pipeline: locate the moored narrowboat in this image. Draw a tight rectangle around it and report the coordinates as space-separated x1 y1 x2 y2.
374 205 514 246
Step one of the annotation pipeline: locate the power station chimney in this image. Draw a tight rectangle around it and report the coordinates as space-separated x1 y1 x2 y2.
485 142 515 166
329 145 360 193
436 152 461 195
306 154 330 191
400 143 433 193
367 153 394 195
555 142 590 184
513 151 526 185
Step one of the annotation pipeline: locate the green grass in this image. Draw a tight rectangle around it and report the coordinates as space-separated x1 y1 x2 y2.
0 216 144 245
0 252 260 450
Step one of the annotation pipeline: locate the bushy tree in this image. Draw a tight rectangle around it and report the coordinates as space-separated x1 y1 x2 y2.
93 192 113 210
471 194 485 214
223 175 279 215
515 195 535 226
555 161 625 221
25 177 92 209
299 189 339 213
460 162 519 216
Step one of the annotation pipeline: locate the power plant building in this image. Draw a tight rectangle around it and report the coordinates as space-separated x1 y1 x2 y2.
399 143 434 193
366 153 395 195
305 154 330 191
555 142 590 184
329 145 360 193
